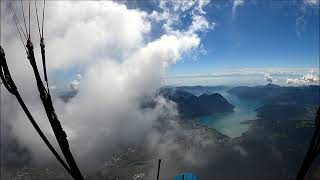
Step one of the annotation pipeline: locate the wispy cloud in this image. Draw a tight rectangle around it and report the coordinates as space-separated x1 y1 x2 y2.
304 0 320 6
232 0 245 19
296 0 319 36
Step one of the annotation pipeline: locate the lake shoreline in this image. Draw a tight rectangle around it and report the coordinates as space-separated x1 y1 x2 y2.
196 91 262 138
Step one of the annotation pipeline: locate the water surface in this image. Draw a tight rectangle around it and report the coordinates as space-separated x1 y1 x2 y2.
198 91 262 138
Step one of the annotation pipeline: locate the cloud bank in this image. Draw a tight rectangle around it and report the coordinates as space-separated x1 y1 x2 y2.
163 68 319 86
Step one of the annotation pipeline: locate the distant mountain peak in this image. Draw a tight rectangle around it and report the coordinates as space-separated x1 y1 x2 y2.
265 83 280 88
159 88 234 118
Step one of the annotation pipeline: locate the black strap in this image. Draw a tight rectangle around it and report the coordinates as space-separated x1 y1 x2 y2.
0 46 75 178
6 2 83 178
35 0 49 91
40 38 49 91
28 0 31 39
41 0 46 38
20 0 28 37
35 0 42 39
26 40 84 180
157 159 161 180
9 2 27 53
295 107 320 180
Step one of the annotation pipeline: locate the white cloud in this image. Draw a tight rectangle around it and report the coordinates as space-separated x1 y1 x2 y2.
286 70 320 84
234 0 245 7
150 0 212 34
188 15 213 34
2 1 151 71
264 73 274 82
275 69 319 85
197 0 211 14
69 79 80 91
302 70 319 82
76 73 82 80
68 73 83 91
286 78 301 84
304 0 320 6
49 85 57 90
232 0 244 19
1 0 211 167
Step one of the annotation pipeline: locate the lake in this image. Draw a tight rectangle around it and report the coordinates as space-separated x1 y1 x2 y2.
197 91 262 138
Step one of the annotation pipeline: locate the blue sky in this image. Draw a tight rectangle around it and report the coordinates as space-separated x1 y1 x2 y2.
48 0 319 89
162 0 319 76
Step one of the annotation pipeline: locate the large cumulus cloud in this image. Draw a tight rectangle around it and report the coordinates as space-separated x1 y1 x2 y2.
1 0 212 170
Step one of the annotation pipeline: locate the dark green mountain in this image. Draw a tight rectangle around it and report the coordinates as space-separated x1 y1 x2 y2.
159 88 234 118
228 83 319 106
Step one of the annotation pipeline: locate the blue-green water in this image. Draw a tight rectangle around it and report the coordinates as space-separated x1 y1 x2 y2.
198 91 262 138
